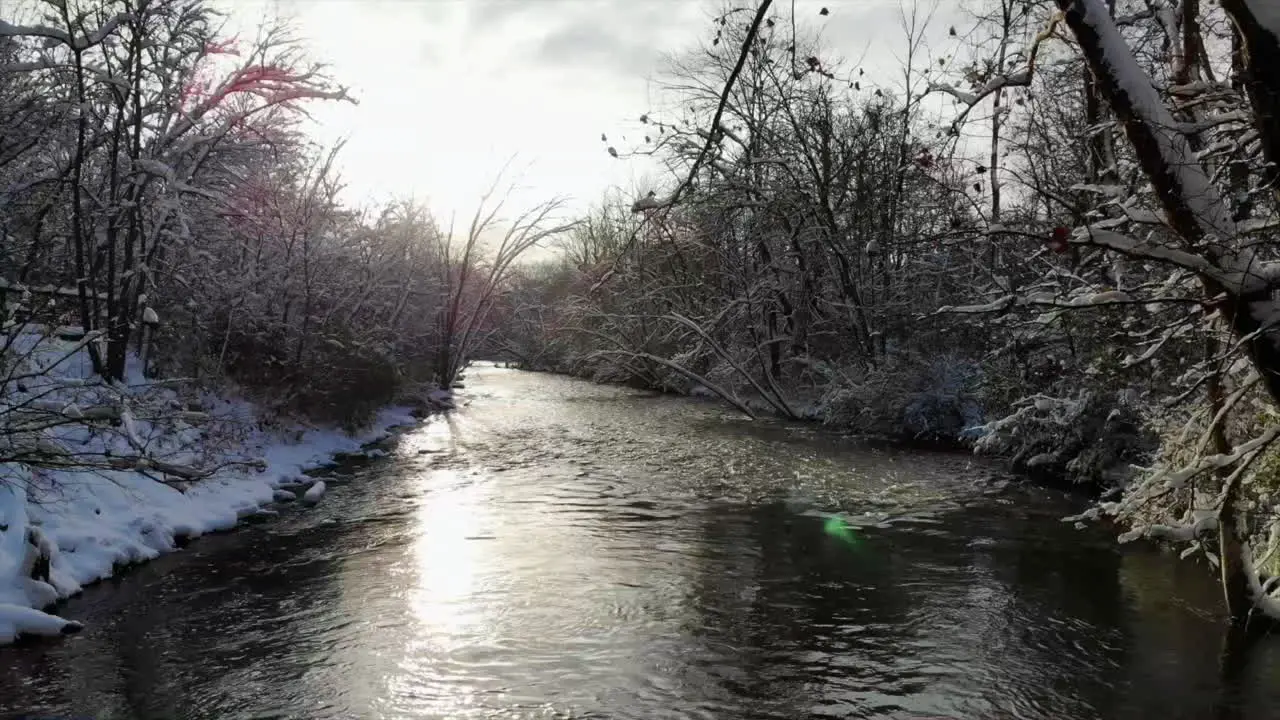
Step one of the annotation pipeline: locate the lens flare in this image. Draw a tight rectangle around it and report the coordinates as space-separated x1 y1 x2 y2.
823 515 859 546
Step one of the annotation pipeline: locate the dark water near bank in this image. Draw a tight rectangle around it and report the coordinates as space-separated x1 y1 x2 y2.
3 363 1280 719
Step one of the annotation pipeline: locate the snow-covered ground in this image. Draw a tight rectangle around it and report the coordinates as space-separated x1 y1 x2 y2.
0 327 441 644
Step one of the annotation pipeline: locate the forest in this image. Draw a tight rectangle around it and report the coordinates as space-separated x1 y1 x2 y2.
3 0 1280 640
491 0 1280 631
0 0 572 432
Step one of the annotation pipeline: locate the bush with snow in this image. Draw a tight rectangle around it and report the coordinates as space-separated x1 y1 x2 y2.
819 354 986 442
971 389 1154 487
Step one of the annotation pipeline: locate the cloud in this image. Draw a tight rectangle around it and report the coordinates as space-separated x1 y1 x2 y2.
534 21 661 77
452 0 706 79
218 0 940 218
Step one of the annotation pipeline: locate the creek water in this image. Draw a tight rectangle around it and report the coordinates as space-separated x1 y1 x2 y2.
2 363 1279 719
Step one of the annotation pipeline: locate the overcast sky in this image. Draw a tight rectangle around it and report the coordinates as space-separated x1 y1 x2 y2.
219 0 963 221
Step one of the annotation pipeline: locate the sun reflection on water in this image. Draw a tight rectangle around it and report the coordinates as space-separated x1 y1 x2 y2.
412 470 488 623
385 467 496 716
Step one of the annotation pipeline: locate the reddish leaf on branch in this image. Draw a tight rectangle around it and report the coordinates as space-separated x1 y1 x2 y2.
1048 226 1069 254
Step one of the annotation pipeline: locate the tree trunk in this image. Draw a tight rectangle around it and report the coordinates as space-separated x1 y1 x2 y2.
1220 0 1280 198
1057 0 1280 404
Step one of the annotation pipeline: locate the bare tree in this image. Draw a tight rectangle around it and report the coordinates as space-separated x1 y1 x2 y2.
432 165 577 386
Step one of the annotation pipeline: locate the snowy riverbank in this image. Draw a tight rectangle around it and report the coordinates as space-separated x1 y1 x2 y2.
0 402 426 644
0 327 451 644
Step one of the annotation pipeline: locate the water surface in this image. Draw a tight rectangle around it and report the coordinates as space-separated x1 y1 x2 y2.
2 363 1277 719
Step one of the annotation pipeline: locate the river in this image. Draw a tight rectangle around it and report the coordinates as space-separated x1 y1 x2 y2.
2 363 1278 719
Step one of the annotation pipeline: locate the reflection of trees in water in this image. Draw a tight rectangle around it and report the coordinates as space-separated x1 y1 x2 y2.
1213 627 1280 720
675 493 1280 720
679 501 915 718
942 500 1130 719
1115 548 1280 720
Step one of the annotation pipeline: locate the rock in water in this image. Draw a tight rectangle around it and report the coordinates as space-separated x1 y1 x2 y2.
0 604 82 643
301 481 326 504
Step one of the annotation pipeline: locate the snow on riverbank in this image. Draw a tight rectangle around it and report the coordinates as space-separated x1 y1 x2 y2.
0 402 420 644
0 327 438 644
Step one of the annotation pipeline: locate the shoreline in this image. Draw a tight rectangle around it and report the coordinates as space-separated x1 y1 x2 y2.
502 363 1108 498
0 399 441 645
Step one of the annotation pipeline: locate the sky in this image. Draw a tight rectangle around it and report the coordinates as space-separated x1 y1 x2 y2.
216 0 965 222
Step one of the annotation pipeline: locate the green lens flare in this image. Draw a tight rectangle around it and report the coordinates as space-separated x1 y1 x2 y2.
823 515 860 546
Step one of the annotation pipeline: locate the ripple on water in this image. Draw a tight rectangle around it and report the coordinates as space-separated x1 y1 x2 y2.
0 363 1275 719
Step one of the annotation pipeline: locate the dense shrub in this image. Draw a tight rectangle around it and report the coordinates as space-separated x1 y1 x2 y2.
971 390 1156 488
819 354 985 442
